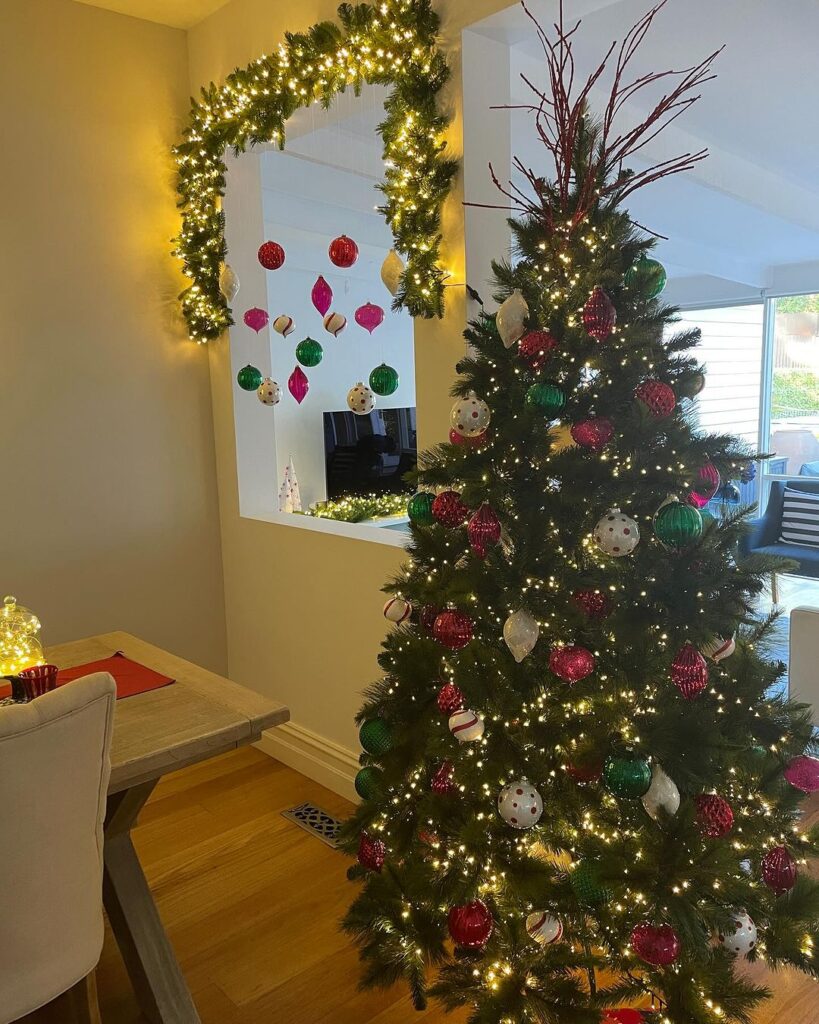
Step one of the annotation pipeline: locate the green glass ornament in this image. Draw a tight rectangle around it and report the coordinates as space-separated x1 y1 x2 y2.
525 382 566 418
237 364 263 391
407 491 435 526
296 337 323 367
625 256 667 299
359 718 393 756
570 861 611 907
602 752 652 798
354 766 384 801
654 501 703 551
369 363 399 397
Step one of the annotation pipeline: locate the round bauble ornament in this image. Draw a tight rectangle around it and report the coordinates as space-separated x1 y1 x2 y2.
695 793 734 838
641 763 681 821
718 481 742 504
678 371 706 398
433 610 474 651
784 755 819 793
630 922 680 966
431 759 456 795
432 490 469 528
572 589 612 619
448 899 493 949
570 861 611 906
468 503 501 558
671 643 708 699
323 312 347 337
525 382 566 418
383 597 412 624
565 756 604 784
571 417 614 452
256 377 281 406
354 766 383 801
498 780 543 829
525 911 563 945
496 289 529 348
624 256 667 298
449 709 484 743
701 634 736 662
688 461 721 509
593 509 640 557
359 718 393 756
381 249 405 296
347 382 376 416
311 275 333 316
357 832 385 872
219 263 240 302
654 500 703 551
449 427 487 448
329 234 359 268
582 286 616 341
450 392 491 438
355 302 385 335
549 645 595 684
273 314 295 337
740 461 757 485
603 1013 648 1024
243 307 269 333
603 751 652 798
369 363 399 396
437 682 465 716
419 605 440 635
518 330 557 371
296 337 323 367
718 912 757 957
237 364 263 391
288 365 309 404
503 609 539 663
258 240 285 270
634 379 676 418
407 491 435 526
761 845 797 894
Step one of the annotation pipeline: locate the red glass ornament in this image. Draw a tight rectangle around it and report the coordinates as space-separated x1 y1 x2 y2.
671 643 708 699
549 645 595 683
695 793 734 838
761 845 797 894
634 380 676 418
784 755 819 793
432 490 469 528
357 832 386 872
288 365 309 404
687 461 721 509
572 589 613 619
630 922 680 966
418 828 439 849
419 604 440 635
468 503 501 558
582 286 616 341
258 240 285 270
603 1013 647 1024
243 307 269 333
431 760 456 795
311 275 333 316
570 417 614 452
433 610 474 651
518 330 557 371
329 234 359 268
355 302 385 334
447 899 494 949
18 664 58 699
566 758 603 784
449 428 487 447
437 682 465 715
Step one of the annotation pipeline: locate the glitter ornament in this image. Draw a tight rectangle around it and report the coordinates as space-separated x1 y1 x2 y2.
671 643 708 699
503 609 539 663
354 766 383 801
525 382 566 418
258 240 285 270
582 286 617 341
357 833 385 872
518 330 557 371
218 263 240 302
450 392 491 438
630 922 680 966
784 755 819 793
243 307 269 333
256 378 281 406
437 682 465 716
311 275 333 316
369 363 399 396
654 500 703 551
359 719 393 756
593 509 640 557
273 314 295 337
525 911 563 945
497 780 543 829
642 763 680 821
449 428 487 448
433 610 474 651
329 234 359 268
695 793 734 838
237 364 263 391
347 382 376 416
570 417 614 451
570 861 611 906
603 751 652 798
496 290 529 348
296 337 323 367
572 589 612 619
381 249 405 295
383 597 412 624
355 302 385 334
624 256 667 298
431 760 457 795
448 899 493 948
688 461 721 508
635 379 676 418
323 312 347 337
448 709 484 743
407 492 435 526
701 634 736 662
718 912 757 957
761 846 797 894
288 366 309 404
549 645 595 683
468 503 501 558
432 490 469 528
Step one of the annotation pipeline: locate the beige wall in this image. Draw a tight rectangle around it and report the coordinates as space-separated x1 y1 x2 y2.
2 0 227 671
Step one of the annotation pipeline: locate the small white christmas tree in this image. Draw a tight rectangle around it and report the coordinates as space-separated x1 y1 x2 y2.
278 455 302 513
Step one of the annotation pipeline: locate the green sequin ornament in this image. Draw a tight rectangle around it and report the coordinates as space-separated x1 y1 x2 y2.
354 766 384 801
525 382 566 418
296 337 323 367
369 363 399 396
570 861 611 906
407 491 435 526
602 752 652 798
359 718 393 756
237 364 263 391
625 256 667 299
654 501 703 551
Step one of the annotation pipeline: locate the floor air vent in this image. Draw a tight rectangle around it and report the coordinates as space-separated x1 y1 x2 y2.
282 802 343 848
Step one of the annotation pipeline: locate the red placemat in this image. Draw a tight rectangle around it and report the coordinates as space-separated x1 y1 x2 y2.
0 652 175 701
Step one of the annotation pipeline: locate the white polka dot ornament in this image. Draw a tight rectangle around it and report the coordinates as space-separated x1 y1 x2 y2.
448 709 485 743
323 312 347 337
498 780 543 829
593 508 640 557
525 911 563 945
450 392 491 438
718 912 757 957
256 378 282 406
273 314 295 337
348 382 376 416
383 597 412 624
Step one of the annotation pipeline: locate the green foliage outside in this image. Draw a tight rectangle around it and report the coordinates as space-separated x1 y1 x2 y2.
776 294 819 314
772 370 819 419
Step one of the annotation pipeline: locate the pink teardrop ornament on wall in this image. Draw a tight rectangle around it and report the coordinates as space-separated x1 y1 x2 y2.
355 302 385 334
311 276 333 316
243 307 269 333
288 366 309 404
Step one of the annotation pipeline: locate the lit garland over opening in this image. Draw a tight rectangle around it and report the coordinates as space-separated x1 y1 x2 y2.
172 0 458 342
302 491 411 523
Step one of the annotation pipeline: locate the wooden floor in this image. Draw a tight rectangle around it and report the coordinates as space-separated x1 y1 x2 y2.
19 748 819 1023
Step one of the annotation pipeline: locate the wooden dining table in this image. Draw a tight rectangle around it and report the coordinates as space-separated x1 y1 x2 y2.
45 631 290 1024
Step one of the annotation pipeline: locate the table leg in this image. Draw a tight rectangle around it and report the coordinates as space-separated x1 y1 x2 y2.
103 783 202 1024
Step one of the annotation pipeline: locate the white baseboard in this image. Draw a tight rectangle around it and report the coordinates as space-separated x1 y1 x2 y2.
255 720 359 802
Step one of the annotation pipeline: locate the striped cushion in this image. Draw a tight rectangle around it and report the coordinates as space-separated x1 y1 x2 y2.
780 487 819 547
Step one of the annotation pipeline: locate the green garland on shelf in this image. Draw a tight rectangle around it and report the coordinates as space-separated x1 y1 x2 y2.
302 492 411 523
173 0 458 342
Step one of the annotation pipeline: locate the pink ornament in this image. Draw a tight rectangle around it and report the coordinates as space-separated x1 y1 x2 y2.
355 302 385 334
671 643 708 699
549 645 595 684
357 833 385 872
311 276 333 316
784 755 819 793
570 417 614 452
688 461 721 508
243 307 269 333
467 503 501 558
630 922 681 966
761 845 797 894
258 240 285 270
288 366 309 404
449 428 488 448
582 286 616 341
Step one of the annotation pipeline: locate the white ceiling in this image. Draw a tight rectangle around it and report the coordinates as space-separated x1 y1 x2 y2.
71 0 230 29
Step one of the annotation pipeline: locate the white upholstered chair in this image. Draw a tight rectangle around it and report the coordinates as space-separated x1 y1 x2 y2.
789 607 819 726
0 672 116 1023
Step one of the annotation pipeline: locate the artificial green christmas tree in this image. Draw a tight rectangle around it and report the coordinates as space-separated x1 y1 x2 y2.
342 4 819 1022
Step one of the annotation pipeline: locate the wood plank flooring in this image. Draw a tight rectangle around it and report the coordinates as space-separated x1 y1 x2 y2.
19 747 819 1023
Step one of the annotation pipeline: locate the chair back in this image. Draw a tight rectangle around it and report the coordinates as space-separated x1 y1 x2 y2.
0 673 116 1023
790 607 819 726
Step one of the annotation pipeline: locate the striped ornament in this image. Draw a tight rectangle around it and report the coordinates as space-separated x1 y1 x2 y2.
448 709 484 742
525 911 563 945
780 487 819 547
323 311 347 337
383 597 412 624
273 314 295 336
701 634 736 662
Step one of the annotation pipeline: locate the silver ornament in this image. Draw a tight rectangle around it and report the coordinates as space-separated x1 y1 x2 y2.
496 290 529 348
503 609 539 663
641 763 680 821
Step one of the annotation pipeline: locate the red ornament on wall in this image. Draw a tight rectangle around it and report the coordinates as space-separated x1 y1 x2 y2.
582 286 616 341
761 845 797 894
570 417 614 452
258 240 285 270
357 833 386 872
630 922 681 966
432 490 469 528
634 379 676 418
329 234 359 268
467 503 501 558
431 760 457 795
695 793 734 838
518 330 557 371
447 899 494 948
433 610 474 651
548 645 595 683
437 682 465 715
572 589 613 620
671 643 708 699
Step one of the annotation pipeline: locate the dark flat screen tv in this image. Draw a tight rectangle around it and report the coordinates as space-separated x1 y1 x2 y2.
323 407 417 500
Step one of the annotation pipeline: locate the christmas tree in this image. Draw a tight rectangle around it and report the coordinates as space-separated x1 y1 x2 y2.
342 4 819 1021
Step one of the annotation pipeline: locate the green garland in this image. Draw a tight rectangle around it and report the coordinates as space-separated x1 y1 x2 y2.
173 0 458 342
302 492 410 523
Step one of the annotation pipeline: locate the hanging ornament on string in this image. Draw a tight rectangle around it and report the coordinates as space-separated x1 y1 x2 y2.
671 643 708 699
437 682 465 715
381 249 405 296
383 597 412 624
467 503 501 558
448 899 493 949
450 392 491 438
525 382 566 418
243 307 269 333
355 302 385 334
761 846 797 894
718 912 757 957
323 312 347 337
357 832 385 872
288 366 309 404
687 461 721 508
593 509 640 557
431 759 457 795
311 276 333 316
582 286 617 341
624 256 667 298
602 750 652 798
635 379 676 418
526 912 563 946
359 718 393 756
549 645 595 683
354 766 383 801
237 364 263 391
630 922 680 966
695 793 734 838
503 609 539 663
407 491 435 526
219 263 240 302
449 709 484 743
642 763 680 821
258 240 285 270
571 417 614 452
741 461 757 485
654 499 703 551
347 382 376 416
496 290 529 348
432 490 469 528
784 754 819 793
449 428 488 448
329 234 359 268
433 609 474 651
518 330 557 371
701 634 736 662
572 589 612 619
369 363 399 396
256 377 281 406
296 337 323 367
273 314 295 337
498 780 543 828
